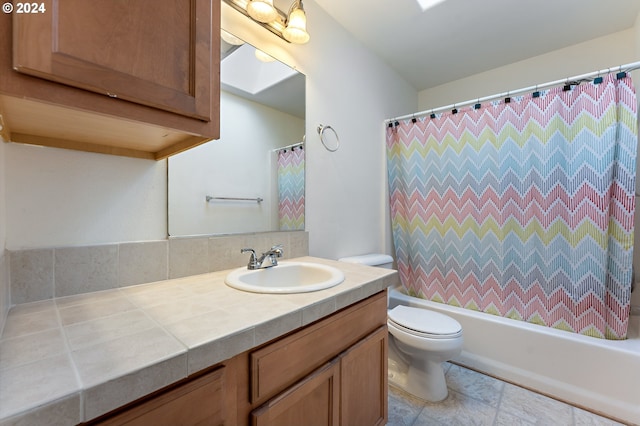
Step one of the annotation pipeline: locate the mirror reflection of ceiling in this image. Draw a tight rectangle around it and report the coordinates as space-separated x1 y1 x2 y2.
221 34 305 118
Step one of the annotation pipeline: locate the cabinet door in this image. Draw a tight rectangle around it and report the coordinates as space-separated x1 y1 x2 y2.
340 326 388 426
251 360 340 426
96 367 229 426
250 291 387 405
13 0 213 121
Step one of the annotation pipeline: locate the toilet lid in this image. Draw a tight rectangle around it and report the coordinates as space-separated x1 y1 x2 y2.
388 305 462 338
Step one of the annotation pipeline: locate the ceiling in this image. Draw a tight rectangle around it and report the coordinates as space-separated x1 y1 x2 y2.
220 33 306 118
313 0 640 91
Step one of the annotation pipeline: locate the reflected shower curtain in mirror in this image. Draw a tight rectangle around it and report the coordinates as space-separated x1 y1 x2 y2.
386 73 637 339
278 146 305 230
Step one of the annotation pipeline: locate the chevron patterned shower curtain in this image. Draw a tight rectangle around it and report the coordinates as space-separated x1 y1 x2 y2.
278 146 305 231
386 73 637 339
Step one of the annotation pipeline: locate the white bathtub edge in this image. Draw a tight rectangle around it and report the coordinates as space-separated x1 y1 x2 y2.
454 351 638 425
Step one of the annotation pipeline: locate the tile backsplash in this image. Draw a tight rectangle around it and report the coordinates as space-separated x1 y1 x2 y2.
8 231 308 305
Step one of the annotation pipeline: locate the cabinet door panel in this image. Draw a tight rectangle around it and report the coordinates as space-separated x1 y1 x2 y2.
13 0 212 120
340 326 388 426
251 360 340 426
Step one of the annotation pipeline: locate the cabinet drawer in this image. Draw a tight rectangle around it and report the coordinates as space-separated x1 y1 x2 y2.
250 291 387 404
94 367 228 426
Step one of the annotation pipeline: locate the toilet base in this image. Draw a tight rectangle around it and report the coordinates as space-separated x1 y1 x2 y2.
388 337 449 402
405 360 448 402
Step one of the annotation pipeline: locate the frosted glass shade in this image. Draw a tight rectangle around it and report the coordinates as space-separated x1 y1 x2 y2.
247 0 278 23
283 8 309 44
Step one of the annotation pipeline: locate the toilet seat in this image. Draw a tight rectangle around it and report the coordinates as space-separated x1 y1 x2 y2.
388 305 462 339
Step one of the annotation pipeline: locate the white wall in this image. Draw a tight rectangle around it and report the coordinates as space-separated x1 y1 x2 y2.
168 91 304 236
418 29 637 110
5 144 167 249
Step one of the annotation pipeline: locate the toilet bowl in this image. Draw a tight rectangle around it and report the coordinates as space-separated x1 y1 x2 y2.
387 305 463 401
338 253 463 402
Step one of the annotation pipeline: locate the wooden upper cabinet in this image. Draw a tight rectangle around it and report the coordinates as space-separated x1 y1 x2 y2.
0 0 220 159
13 0 212 121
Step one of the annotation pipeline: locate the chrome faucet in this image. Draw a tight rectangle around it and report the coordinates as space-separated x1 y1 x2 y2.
241 244 284 270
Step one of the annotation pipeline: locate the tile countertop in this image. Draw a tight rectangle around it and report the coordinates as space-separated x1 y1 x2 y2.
0 256 398 426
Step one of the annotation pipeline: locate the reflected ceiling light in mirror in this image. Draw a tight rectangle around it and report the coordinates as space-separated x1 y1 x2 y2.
221 29 245 46
255 49 276 62
222 0 310 44
415 0 447 11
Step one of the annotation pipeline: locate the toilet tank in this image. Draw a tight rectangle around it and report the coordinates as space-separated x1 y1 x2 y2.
338 254 394 269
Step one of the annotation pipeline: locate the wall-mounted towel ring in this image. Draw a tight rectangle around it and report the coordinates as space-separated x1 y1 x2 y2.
317 124 340 152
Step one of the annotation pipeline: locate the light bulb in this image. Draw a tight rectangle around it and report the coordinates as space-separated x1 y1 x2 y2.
283 7 309 44
247 0 278 23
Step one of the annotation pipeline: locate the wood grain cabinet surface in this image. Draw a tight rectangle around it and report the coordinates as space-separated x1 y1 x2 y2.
251 326 388 426
92 366 232 426
0 0 220 159
251 359 342 426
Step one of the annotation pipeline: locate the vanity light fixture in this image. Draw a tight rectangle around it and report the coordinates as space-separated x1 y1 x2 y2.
282 1 309 44
222 0 310 44
247 0 278 23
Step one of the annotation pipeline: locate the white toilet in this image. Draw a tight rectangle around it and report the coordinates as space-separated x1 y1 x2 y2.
339 253 463 402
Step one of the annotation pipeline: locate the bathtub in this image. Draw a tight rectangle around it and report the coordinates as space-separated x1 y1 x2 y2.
388 287 640 425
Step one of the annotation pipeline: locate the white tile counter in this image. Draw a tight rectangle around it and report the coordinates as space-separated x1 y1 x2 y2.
0 257 398 425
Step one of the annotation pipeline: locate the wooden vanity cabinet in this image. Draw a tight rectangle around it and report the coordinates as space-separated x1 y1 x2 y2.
0 0 220 159
251 327 388 426
246 291 388 426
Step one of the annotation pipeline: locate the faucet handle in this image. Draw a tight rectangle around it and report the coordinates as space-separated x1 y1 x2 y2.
270 244 284 257
241 248 259 269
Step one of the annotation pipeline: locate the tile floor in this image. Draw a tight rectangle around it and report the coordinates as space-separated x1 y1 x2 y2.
387 363 627 426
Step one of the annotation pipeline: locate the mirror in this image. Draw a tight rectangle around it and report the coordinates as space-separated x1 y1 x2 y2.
168 30 305 236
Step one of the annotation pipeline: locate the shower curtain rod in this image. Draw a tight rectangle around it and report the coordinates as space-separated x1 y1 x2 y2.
272 141 304 152
387 60 640 123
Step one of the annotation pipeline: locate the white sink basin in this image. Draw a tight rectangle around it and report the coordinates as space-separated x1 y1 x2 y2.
225 261 345 294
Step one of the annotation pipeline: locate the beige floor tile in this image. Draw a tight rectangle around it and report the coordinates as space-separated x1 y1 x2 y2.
500 383 573 425
387 386 426 426
387 365 625 426
414 389 497 426
446 363 504 408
